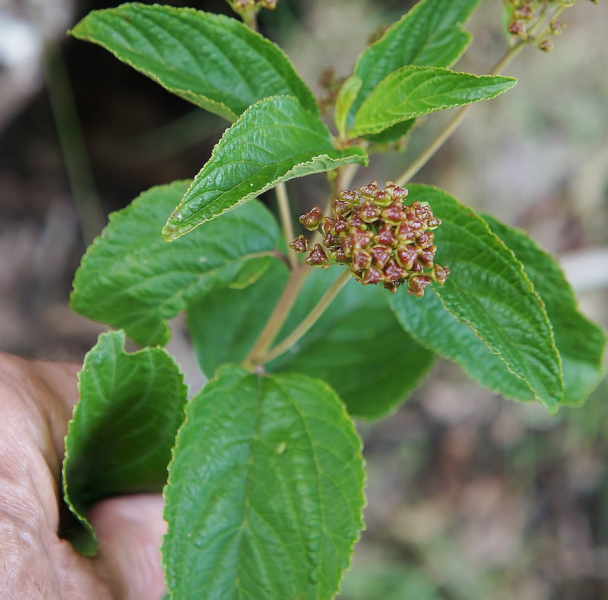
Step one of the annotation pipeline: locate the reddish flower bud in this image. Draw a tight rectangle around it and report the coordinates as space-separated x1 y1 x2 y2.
360 203 381 223
381 203 407 225
408 275 432 298
383 280 402 294
384 259 406 283
359 181 379 199
339 189 360 204
300 206 323 231
374 225 397 247
508 19 526 36
417 246 436 269
369 245 392 270
396 223 417 244
416 231 434 249
351 248 373 271
332 198 352 217
361 267 384 286
333 217 348 234
260 0 278 8
426 216 441 230
431 264 450 286
351 228 374 249
324 232 340 249
538 38 553 52
289 235 309 254
305 243 329 268
330 248 349 264
388 184 408 200
396 244 418 270
372 189 393 207
341 233 354 258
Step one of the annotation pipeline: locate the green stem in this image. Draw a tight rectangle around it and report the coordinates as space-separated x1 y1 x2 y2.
243 264 310 370
395 42 526 187
277 183 298 270
260 268 351 364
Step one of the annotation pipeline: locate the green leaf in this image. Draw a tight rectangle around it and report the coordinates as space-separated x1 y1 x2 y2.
351 67 516 137
482 215 606 406
389 288 535 402
335 76 362 140
401 185 564 412
363 119 416 147
163 96 368 240
162 366 365 600
70 3 317 121
71 181 280 347
270 267 436 419
63 330 187 555
350 0 482 122
187 258 289 375
188 264 436 420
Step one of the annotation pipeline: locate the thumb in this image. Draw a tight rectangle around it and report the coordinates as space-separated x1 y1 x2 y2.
89 494 167 600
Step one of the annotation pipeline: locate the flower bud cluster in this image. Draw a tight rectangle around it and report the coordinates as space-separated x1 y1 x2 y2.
290 181 450 297
504 0 591 51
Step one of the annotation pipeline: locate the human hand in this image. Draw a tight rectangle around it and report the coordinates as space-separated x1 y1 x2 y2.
0 353 166 599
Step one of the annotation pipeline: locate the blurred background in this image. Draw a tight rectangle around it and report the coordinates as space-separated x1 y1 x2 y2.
1 0 607 598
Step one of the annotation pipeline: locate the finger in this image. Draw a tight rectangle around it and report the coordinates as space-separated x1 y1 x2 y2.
89 494 167 600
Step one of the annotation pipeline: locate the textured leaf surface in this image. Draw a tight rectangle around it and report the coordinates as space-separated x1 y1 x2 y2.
71 181 279 347
188 265 435 419
390 288 535 402
483 215 606 406
363 119 416 147
70 3 317 121
63 330 187 555
351 67 516 137
162 366 365 600
163 96 368 240
400 185 563 412
350 0 482 121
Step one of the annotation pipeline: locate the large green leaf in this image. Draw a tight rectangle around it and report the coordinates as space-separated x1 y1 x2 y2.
162 96 368 240
71 181 280 347
70 3 317 121
483 215 606 406
389 288 535 402
351 67 516 137
188 264 435 420
350 0 482 122
162 366 365 600
397 185 564 412
63 330 187 555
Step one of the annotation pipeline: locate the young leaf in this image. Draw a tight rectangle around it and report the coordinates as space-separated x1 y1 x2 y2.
351 67 516 137
188 265 436 420
63 330 187 555
389 288 535 402
401 185 564 413
363 119 416 147
482 215 606 406
162 366 365 600
163 96 368 241
70 3 317 121
71 181 280 347
350 0 482 121
335 75 362 139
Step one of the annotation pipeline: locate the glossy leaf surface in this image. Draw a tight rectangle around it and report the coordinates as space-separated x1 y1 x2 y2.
163 96 368 240
483 215 606 406
350 0 482 120
70 3 317 121
394 185 563 412
162 366 365 600
63 330 187 555
188 265 436 419
71 181 279 347
351 67 516 137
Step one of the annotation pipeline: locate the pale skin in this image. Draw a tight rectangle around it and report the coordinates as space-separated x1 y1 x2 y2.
0 353 166 599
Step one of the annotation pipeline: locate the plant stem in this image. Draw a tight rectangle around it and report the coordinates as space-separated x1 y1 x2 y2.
243 264 310 370
395 42 526 187
260 268 351 364
277 183 298 270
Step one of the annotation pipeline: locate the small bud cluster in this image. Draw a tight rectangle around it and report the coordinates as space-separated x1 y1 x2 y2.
504 0 593 51
290 181 450 297
233 0 278 10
